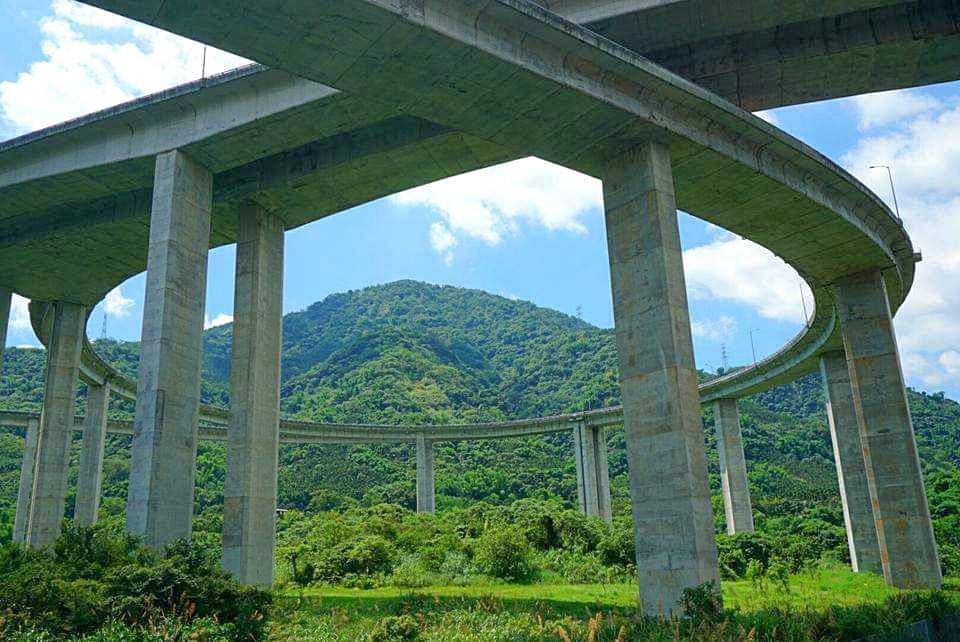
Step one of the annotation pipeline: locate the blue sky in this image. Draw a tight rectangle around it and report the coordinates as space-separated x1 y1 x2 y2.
3 0 960 398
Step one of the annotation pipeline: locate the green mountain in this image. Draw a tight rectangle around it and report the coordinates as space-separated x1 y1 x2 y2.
1 279 958 569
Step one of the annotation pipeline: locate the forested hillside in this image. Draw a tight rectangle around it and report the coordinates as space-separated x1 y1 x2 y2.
1 280 958 570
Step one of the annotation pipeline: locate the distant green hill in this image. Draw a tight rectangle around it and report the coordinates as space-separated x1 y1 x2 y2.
1 280 958 567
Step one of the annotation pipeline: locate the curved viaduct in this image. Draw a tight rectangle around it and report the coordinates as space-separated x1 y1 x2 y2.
0 0 943 613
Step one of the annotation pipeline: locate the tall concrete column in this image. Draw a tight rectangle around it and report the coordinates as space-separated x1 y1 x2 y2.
126 149 212 549
834 269 941 589
603 141 719 615
0 287 11 375
713 399 754 534
13 417 40 543
573 421 612 522
28 301 86 547
222 204 284 587
819 350 882 574
416 435 435 514
75 383 110 528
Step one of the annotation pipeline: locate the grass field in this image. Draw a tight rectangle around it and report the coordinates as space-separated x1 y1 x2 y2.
268 569 960 641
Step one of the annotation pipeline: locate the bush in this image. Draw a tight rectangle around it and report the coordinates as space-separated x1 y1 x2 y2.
552 510 602 553
596 519 634 567
368 614 420 641
390 555 434 588
716 532 773 579
106 539 271 641
680 581 724 623
473 526 536 582
507 500 559 551
0 526 271 641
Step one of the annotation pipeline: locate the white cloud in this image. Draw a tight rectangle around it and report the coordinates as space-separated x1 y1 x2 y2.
204 313 233 329
103 286 134 317
0 0 248 137
429 221 457 265
391 157 601 260
683 236 812 325
839 92 960 392
850 88 941 131
691 315 738 342
938 351 960 377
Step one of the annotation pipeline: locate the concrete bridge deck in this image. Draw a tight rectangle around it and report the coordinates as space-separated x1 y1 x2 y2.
552 0 960 110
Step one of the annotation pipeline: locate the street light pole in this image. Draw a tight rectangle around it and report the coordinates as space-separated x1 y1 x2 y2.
748 328 760 367
798 277 808 325
869 164 901 222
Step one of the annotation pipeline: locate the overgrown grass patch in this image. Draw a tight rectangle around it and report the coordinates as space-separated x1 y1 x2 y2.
271 568 960 641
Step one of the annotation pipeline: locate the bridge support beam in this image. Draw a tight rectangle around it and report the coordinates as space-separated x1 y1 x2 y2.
416 435 435 514
126 150 212 549
13 417 39 543
223 204 284 587
28 301 86 547
573 422 612 522
75 383 110 528
603 141 719 615
819 350 882 574
713 399 754 534
834 270 941 589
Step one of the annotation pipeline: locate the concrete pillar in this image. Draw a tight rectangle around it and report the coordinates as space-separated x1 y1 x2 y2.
819 350 883 574
12 417 40 543
222 204 284 587
603 141 719 615
573 421 612 522
75 383 110 528
416 435 435 514
0 287 11 375
27 301 86 547
126 150 212 549
713 399 754 534
834 269 941 589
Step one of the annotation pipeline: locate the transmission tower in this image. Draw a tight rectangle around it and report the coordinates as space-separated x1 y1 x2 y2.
720 343 729 371
100 311 107 341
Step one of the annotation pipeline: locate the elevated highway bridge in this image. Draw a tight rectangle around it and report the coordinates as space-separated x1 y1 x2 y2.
0 0 945 612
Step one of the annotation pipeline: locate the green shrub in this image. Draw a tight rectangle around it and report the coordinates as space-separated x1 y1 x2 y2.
0 527 271 641
680 581 724 623
390 555 433 588
473 526 536 582
368 614 420 641
596 519 634 567
552 510 602 553
106 539 271 641
716 532 773 579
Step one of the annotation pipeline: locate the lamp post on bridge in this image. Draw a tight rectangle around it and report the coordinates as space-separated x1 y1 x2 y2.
869 165 902 222
748 328 760 367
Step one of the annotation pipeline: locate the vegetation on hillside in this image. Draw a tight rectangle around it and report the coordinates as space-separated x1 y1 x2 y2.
2 281 958 570
2 281 960 639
